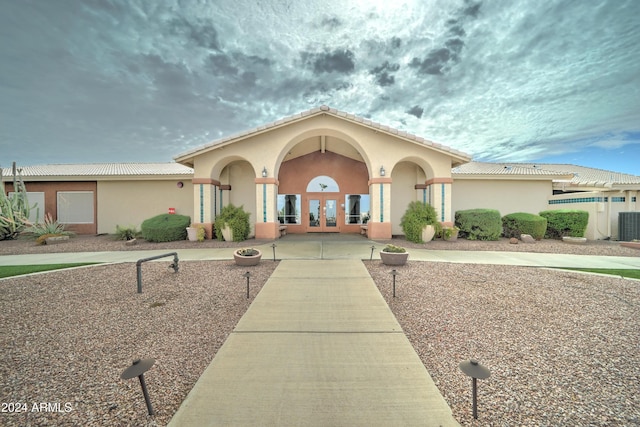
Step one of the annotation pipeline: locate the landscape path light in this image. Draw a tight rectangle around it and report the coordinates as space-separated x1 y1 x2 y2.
390 269 398 298
459 359 491 420
121 358 155 415
271 243 277 261
243 271 251 299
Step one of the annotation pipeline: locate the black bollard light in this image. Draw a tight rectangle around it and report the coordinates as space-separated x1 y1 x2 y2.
121 358 156 415
459 359 491 419
271 243 277 261
243 271 251 299
370 245 376 261
390 269 398 298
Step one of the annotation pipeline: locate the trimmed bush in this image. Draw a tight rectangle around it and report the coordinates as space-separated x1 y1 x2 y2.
455 209 502 241
539 209 588 239
400 201 439 243
214 204 251 242
502 212 547 240
141 213 191 242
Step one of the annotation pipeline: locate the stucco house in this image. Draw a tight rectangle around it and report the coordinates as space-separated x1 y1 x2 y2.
3 106 639 240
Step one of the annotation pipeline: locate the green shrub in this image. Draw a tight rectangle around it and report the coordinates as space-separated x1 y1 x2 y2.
214 204 251 242
400 201 439 243
382 244 406 253
539 209 588 239
141 213 191 242
455 209 502 241
502 212 547 240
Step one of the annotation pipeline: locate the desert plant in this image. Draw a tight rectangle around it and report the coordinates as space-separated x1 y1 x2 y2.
539 209 588 239
114 225 141 241
382 244 406 253
141 213 191 242
400 201 439 243
25 213 75 244
0 163 36 240
455 209 502 241
502 212 547 240
196 226 205 242
214 204 251 242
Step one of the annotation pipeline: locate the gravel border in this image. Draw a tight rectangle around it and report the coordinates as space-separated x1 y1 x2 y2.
365 261 639 426
0 260 278 426
1 236 638 426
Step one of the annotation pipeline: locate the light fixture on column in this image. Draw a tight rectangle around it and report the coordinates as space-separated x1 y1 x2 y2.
262 167 267 177
380 166 385 176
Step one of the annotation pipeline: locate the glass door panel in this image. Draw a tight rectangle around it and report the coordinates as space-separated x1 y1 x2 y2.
309 199 321 228
325 199 337 227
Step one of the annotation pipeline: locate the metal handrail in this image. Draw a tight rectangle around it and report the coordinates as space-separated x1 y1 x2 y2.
136 252 179 293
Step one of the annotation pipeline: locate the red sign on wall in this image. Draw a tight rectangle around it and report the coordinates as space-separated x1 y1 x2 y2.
168 208 176 214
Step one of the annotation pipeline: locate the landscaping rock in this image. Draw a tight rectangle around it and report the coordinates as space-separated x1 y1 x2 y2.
125 238 138 246
45 235 70 245
509 237 519 244
562 236 587 244
520 234 536 243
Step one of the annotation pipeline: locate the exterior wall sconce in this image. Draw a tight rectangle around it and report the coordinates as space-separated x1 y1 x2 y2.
380 166 385 176
262 167 267 177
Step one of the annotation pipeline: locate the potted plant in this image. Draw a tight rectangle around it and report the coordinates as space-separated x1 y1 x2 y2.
400 201 440 243
214 204 251 242
234 248 262 266
380 244 409 266
442 226 460 241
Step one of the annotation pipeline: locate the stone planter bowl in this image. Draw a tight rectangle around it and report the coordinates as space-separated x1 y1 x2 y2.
380 251 409 266
234 249 262 266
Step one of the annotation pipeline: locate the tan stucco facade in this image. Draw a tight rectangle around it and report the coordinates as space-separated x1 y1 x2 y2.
97 180 193 234
176 108 470 239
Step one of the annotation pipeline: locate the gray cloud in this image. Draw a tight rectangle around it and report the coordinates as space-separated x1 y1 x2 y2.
1 0 639 174
302 49 356 74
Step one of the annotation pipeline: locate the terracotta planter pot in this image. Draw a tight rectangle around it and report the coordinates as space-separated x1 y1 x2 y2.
380 251 409 266
234 249 262 266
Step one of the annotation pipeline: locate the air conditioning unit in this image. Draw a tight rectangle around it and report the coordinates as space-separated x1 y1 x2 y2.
618 212 640 241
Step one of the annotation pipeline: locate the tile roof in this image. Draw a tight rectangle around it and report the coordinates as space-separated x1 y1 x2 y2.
174 105 472 162
1 163 194 179
453 162 640 186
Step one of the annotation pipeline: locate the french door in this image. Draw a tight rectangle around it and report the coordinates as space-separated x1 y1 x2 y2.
308 196 338 232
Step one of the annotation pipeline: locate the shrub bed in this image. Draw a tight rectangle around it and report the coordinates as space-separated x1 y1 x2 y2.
502 212 547 240
539 209 588 239
141 214 191 242
455 209 502 241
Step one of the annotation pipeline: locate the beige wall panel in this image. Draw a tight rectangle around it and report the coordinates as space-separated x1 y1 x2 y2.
97 180 193 234
452 179 551 217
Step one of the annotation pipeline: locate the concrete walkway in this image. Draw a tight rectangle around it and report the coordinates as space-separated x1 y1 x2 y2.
2 237 639 269
167 259 459 426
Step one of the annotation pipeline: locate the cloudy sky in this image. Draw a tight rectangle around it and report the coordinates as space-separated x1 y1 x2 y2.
1 0 639 174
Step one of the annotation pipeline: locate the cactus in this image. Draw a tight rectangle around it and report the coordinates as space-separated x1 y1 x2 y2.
0 162 35 240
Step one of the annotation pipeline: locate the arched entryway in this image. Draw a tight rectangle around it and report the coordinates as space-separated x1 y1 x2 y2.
277 150 369 234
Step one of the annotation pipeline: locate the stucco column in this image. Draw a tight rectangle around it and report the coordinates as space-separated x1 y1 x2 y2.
426 178 454 226
368 177 392 239
254 177 279 239
191 178 219 239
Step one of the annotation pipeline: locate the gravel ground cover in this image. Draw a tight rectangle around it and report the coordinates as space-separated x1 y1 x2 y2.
0 260 277 427
1 235 638 426
366 261 639 426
